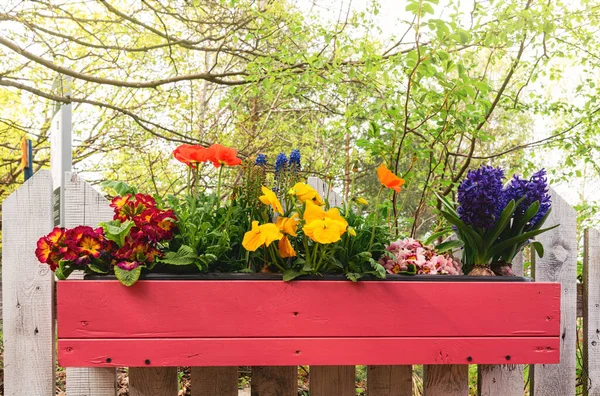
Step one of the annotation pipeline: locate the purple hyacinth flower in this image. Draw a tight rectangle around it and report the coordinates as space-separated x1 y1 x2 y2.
457 165 505 230
504 169 551 228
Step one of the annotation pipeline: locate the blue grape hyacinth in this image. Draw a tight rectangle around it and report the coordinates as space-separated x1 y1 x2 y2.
274 153 288 178
289 149 301 172
457 165 505 230
255 153 267 167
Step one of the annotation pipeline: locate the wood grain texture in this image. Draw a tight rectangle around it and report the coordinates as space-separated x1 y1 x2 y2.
531 188 577 396
308 176 343 207
310 366 355 396
58 337 559 367
478 364 523 396
63 172 117 396
583 228 600 396
423 365 468 396
129 367 177 396
367 365 412 396
57 281 560 338
477 253 525 396
2 171 55 395
192 366 238 396
251 366 297 396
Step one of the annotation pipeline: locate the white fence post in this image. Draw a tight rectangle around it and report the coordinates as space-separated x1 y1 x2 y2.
531 188 577 396
477 253 525 396
2 171 54 395
63 172 117 396
583 228 600 396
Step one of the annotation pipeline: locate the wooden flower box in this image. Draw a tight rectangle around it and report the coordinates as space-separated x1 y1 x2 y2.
57 275 561 367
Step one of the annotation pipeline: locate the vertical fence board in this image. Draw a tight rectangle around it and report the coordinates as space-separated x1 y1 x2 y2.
192 366 238 396
367 365 412 396
2 171 54 395
251 366 297 396
531 188 577 396
129 367 177 396
307 177 352 396
424 365 468 396
62 172 117 396
584 228 600 396
308 176 344 207
478 253 524 396
310 366 355 396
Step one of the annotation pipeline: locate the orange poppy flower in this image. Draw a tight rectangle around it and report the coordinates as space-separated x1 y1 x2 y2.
206 144 242 167
173 144 210 167
377 164 405 192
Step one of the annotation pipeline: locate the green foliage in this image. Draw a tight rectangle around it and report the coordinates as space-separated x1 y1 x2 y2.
435 192 558 273
100 220 134 247
114 266 141 287
165 193 251 272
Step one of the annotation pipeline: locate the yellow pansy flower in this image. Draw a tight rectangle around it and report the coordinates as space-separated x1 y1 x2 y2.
303 201 348 230
303 218 346 244
242 221 284 251
278 235 296 258
259 186 284 215
288 182 325 205
276 213 299 236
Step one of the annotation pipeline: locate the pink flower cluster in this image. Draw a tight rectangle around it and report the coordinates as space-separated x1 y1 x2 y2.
379 238 461 275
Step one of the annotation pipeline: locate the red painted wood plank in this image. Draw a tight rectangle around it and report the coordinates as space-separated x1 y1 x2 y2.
57 280 560 338
57 337 559 367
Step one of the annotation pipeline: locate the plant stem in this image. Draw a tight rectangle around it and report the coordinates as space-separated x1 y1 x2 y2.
368 187 385 251
216 165 224 208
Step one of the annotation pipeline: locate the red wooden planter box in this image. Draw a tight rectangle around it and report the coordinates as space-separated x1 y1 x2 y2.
57 279 561 367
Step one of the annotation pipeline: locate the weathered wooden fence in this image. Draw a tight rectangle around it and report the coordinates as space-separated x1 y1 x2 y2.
1 169 593 395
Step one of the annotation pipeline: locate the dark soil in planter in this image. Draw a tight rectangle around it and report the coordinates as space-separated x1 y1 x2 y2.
84 272 532 282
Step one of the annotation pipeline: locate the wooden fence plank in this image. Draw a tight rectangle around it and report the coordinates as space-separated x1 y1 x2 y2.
583 228 600 396
367 365 412 396
129 367 177 396
251 366 297 396
192 366 238 396
531 188 577 396
310 366 355 396
423 365 468 396
477 253 525 396
62 172 117 396
2 171 54 395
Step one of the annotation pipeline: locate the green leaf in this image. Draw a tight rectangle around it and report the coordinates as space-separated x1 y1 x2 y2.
160 245 198 266
197 253 218 270
101 180 137 196
114 265 142 286
423 229 452 246
88 262 109 274
346 272 361 282
433 192 458 216
397 263 417 275
487 225 560 259
283 269 302 281
435 239 464 254
100 220 134 247
55 260 74 280
439 210 485 254
531 241 544 258
514 201 540 233
483 200 516 247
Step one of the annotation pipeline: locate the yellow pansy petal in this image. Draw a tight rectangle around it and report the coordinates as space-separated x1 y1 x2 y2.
278 236 296 258
259 186 284 215
258 223 284 246
303 200 327 223
242 221 266 251
276 214 299 236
